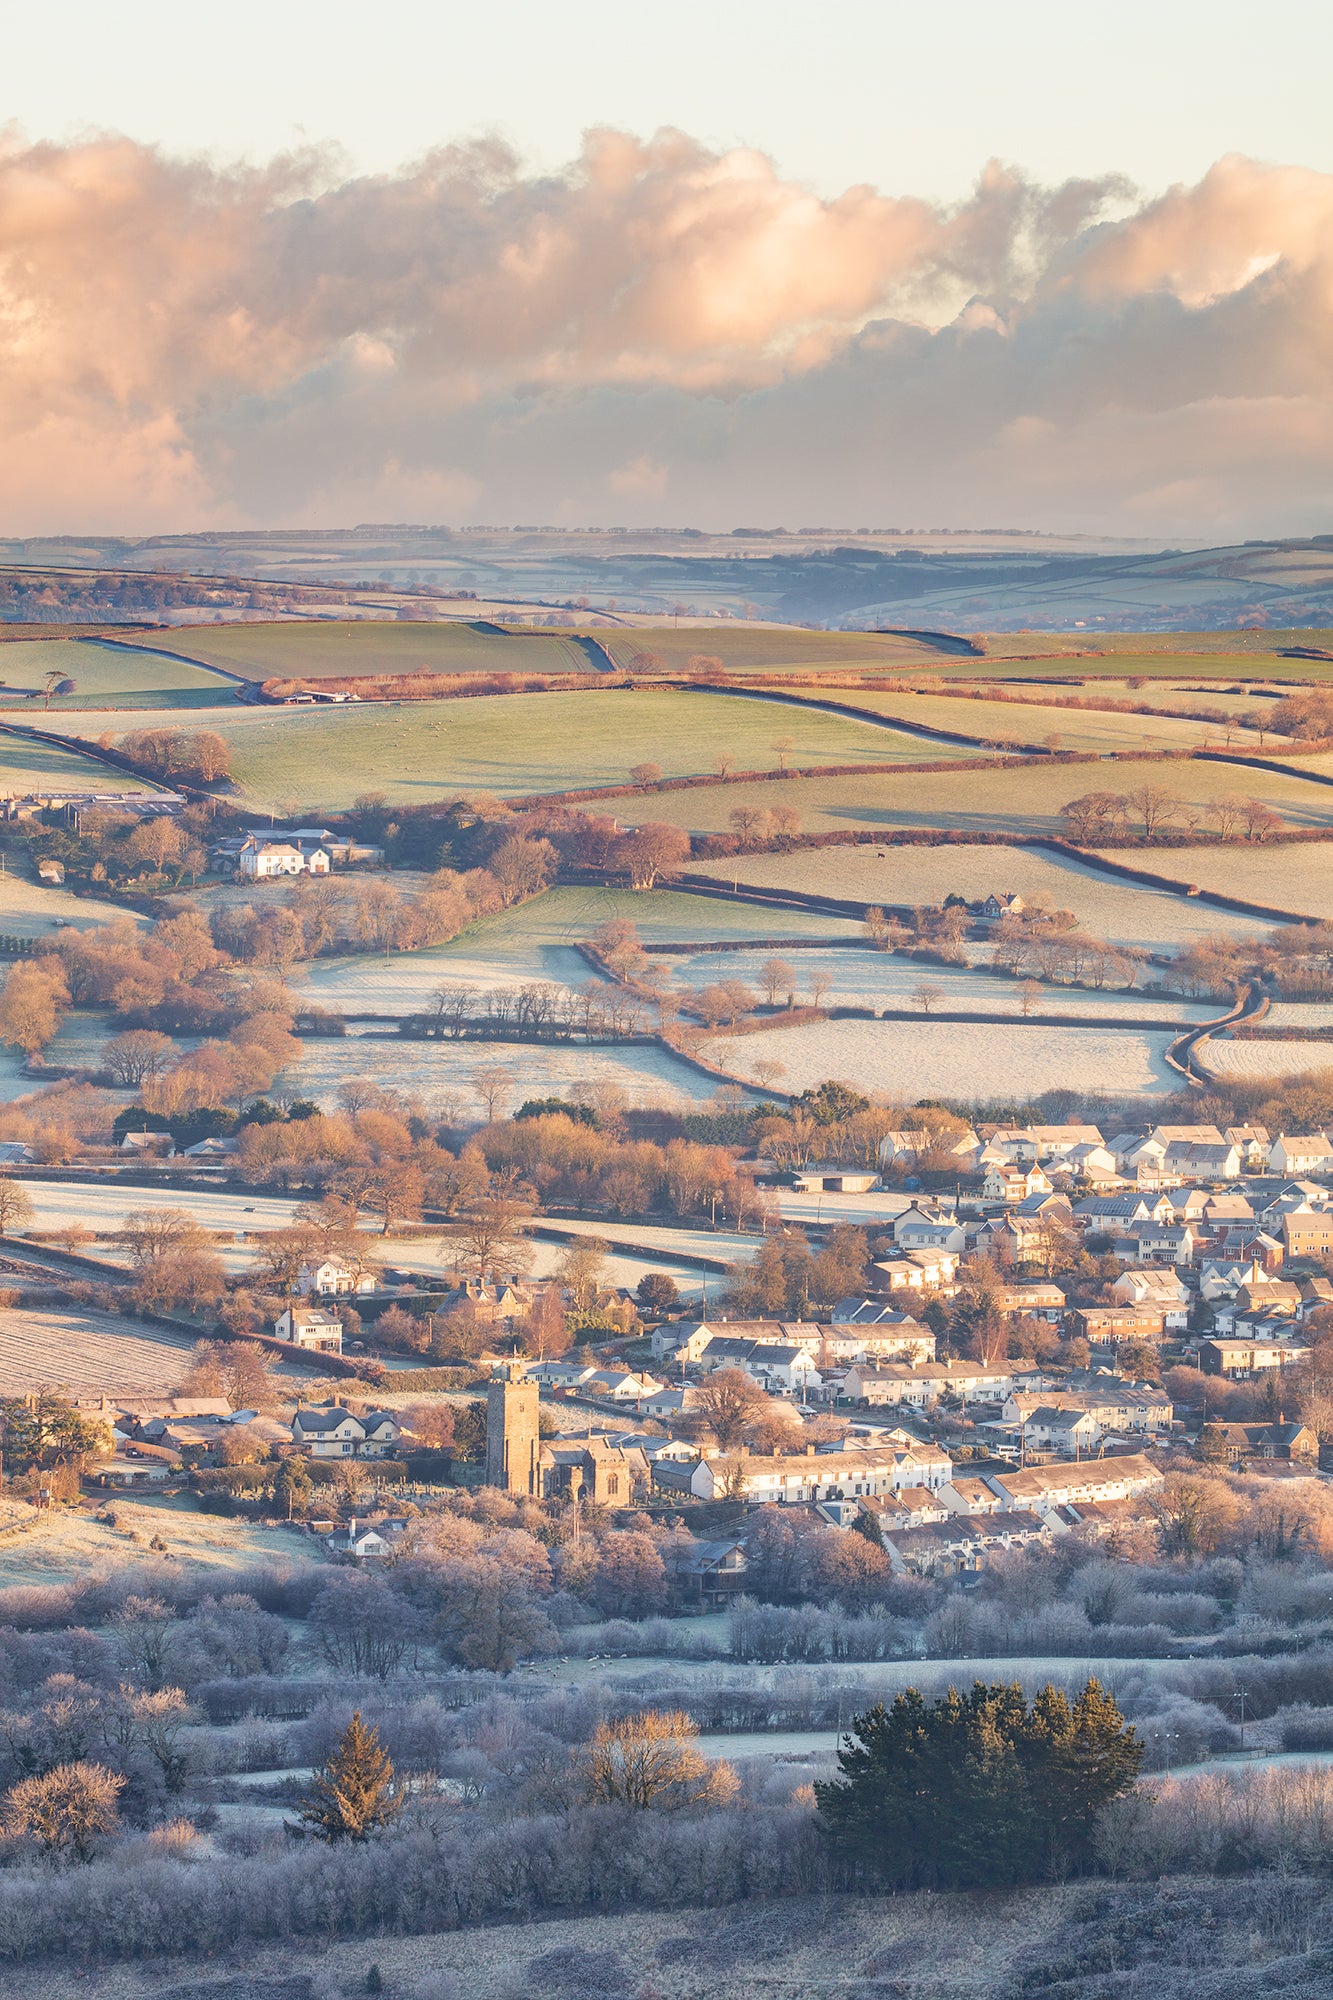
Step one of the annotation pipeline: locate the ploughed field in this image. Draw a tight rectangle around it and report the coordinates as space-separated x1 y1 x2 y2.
0 1306 202 1398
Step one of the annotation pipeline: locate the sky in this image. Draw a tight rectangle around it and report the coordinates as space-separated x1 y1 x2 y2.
2 0 1332 538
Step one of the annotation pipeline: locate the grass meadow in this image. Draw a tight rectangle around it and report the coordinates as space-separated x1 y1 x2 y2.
637 754 1333 841
839 686 1283 753
1089 841 1333 921
112 688 986 811
0 730 156 796
126 620 597 680
0 638 231 709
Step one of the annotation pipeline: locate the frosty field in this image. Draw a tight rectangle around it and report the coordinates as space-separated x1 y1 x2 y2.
703 1017 1181 1101
1093 841 1333 920
0 873 146 937
285 1026 754 1111
0 1305 202 1397
691 845 1284 949
1195 1039 1333 1082
289 886 862 1014
667 944 1211 1020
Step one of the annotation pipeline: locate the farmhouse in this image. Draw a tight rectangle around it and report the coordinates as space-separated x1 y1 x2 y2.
274 1304 343 1353
296 1258 376 1299
236 836 331 880
290 1406 401 1458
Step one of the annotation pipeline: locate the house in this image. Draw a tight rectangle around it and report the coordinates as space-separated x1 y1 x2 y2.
669 1440 954 1505
290 1406 401 1458
1063 1143 1121 1184
842 1361 950 1407
1002 1385 1173 1441
883 1509 1055 1577
120 1129 175 1158
297 1258 377 1299
892 1204 966 1256
1074 1193 1154 1226
1205 1420 1318 1467
1017 1405 1103 1453
976 892 1025 918
651 1318 822 1363
1161 1140 1243 1180
274 1304 344 1353
1268 1135 1333 1177
1225 1125 1271 1170
694 1338 821 1395
982 1161 1054 1202
237 838 331 880
36 857 64 884
328 1519 392 1558
827 1302 937 1353
1198 1335 1307 1378
1111 1267 1189 1326
1114 1222 1200 1267
583 1368 664 1403
681 1538 750 1604
182 1135 239 1162
1284 1212 1333 1261
985 1453 1163 1517
1070 1305 1166 1344
880 1127 981 1170
994 1282 1066 1321
867 1256 959 1294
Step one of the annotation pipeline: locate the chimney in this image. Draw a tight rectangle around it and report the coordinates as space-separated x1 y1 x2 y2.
806 1443 815 1455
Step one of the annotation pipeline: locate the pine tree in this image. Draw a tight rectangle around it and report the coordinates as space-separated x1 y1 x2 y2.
817 1678 1140 1887
273 1457 312 1519
298 1712 401 1842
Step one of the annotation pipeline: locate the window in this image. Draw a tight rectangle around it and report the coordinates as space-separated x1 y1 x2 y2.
606 1474 619 1496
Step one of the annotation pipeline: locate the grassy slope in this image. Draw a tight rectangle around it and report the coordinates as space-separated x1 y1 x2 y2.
0 731 154 795
825 687 1265 753
186 689 990 810
632 754 1333 838
125 621 595 679
0 638 229 709
600 625 968 671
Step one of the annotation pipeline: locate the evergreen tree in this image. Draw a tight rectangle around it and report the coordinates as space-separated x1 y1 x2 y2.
817 1678 1140 1887
273 1457 312 1519
297 1711 401 1842
849 1507 884 1549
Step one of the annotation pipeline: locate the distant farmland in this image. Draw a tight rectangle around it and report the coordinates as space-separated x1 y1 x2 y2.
126 621 600 681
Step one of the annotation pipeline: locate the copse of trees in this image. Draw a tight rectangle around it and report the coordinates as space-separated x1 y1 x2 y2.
114 729 232 784
817 1678 1142 1886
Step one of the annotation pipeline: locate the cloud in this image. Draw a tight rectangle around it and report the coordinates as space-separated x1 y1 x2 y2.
0 126 1328 534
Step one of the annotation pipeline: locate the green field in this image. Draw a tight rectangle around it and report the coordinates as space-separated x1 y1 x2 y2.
126 620 600 681
599 625 973 672
147 688 992 811
628 753 1333 839
0 638 231 709
0 729 155 796
816 687 1266 754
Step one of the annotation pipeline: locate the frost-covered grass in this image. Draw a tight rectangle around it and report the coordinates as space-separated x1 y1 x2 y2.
0 732 155 797
692 844 1283 949
1264 1002 1333 1027
0 874 147 937
285 1027 751 1111
667 944 1210 1020
1093 841 1333 920
1196 1039 1333 1082
289 887 862 1014
703 1017 1180 1100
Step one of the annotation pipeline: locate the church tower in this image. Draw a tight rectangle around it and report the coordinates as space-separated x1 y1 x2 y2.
485 1361 540 1495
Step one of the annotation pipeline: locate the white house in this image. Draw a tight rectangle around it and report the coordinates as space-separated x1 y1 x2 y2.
1269 1135 1333 1177
892 1204 966 1256
290 1406 401 1458
297 1258 377 1299
1111 1267 1189 1327
274 1304 344 1353
237 837 331 880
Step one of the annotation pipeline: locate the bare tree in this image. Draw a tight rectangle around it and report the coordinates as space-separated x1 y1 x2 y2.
472 1065 516 1124
910 983 945 1014
759 957 795 1006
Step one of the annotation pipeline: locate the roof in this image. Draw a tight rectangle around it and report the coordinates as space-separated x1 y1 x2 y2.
990 1453 1160 1500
